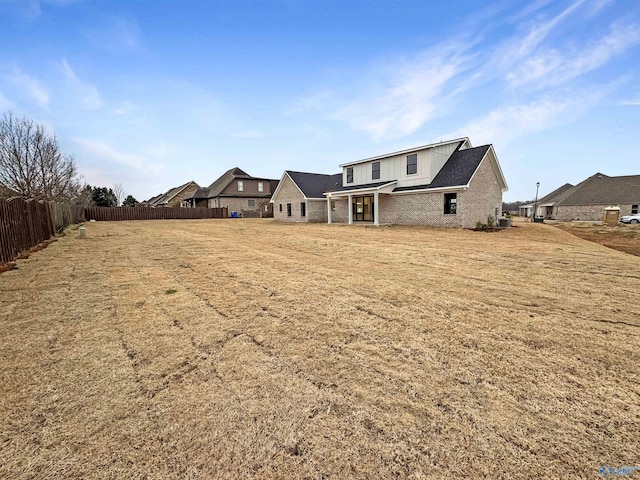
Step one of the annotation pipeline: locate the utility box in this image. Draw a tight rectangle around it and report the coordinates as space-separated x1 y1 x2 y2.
603 207 620 226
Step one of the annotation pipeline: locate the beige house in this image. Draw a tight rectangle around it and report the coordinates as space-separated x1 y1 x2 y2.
185 167 278 217
272 138 508 228
520 173 640 221
144 181 200 208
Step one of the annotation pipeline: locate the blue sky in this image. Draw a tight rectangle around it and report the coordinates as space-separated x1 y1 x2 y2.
1 0 639 202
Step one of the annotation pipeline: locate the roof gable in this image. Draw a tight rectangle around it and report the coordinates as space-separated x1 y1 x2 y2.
536 183 575 205
146 181 199 205
429 144 490 188
283 171 342 199
205 167 277 198
558 173 640 206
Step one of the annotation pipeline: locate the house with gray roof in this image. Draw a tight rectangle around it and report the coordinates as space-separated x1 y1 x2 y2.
271 171 343 223
519 183 575 219
271 138 509 228
185 167 279 217
143 181 200 208
523 173 640 221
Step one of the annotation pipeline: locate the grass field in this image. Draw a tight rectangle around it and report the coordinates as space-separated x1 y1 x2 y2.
1 219 639 479
554 222 640 257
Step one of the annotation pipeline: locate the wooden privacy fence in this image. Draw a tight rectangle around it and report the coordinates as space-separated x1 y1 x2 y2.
1 202 228 266
85 206 228 221
0 198 85 266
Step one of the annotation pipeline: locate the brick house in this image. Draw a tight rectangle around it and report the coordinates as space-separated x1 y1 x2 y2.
143 181 200 208
520 173 640 221
271 171 343 223
272 138 508 228
185 167 279 217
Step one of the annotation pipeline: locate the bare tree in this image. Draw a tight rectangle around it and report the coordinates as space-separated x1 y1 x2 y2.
113 182 125 207
0 111 82 201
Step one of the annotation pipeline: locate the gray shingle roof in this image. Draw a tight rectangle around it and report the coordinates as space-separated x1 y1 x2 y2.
205 167 248 198
187 188 210 200
393 144 490 192
148 181 199 206
536 183 575 205
557 173 640 206
287 171 342 198
203 167 277 199
329 180 395 193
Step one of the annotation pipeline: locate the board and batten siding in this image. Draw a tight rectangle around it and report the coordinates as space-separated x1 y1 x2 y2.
343 141 464 189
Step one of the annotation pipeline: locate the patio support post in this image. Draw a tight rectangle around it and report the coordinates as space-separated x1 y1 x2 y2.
327 196 332 224
374 191 379 226
348 194 353 225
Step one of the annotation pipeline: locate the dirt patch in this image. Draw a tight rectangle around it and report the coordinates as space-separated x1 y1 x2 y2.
1 219 639 479
555 222 640 257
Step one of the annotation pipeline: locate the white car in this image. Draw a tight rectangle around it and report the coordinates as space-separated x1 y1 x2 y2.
620 213 640 224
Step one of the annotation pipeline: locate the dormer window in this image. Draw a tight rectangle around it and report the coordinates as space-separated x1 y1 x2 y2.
258 182 264 192
406 154 417 175
372 161 380 180
346 167 353 184
238 181 244 191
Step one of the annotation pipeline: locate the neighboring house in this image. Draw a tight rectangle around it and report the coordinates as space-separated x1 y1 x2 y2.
271 171 343 223
520 173 640 221
273 138 507 228
185 167 278 217
519 183 575 218
143 181 200 208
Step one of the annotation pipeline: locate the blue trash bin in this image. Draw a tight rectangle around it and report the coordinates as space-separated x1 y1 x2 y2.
231 211 238 218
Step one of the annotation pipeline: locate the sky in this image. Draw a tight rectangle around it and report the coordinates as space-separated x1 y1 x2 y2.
1 0 639 202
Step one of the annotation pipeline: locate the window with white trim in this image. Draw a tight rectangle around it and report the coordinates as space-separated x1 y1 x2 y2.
372 161 380 180
237 181 244 192
258 182 264 192
346 167 353 184
406 154 417 175
444 193 457 214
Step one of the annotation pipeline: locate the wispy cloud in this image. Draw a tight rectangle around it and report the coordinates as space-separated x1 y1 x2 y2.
5 66 50 108
60 59 102 109
507 22 640 87
332 42 474 140
72 137 164 174
444 86 609 148
289 0 636 144
83 15 142 52
511 0 587 59
2 0 83 20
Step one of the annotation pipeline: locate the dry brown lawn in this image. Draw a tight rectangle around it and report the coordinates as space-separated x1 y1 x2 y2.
1 219 639 479
555 222 640 257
